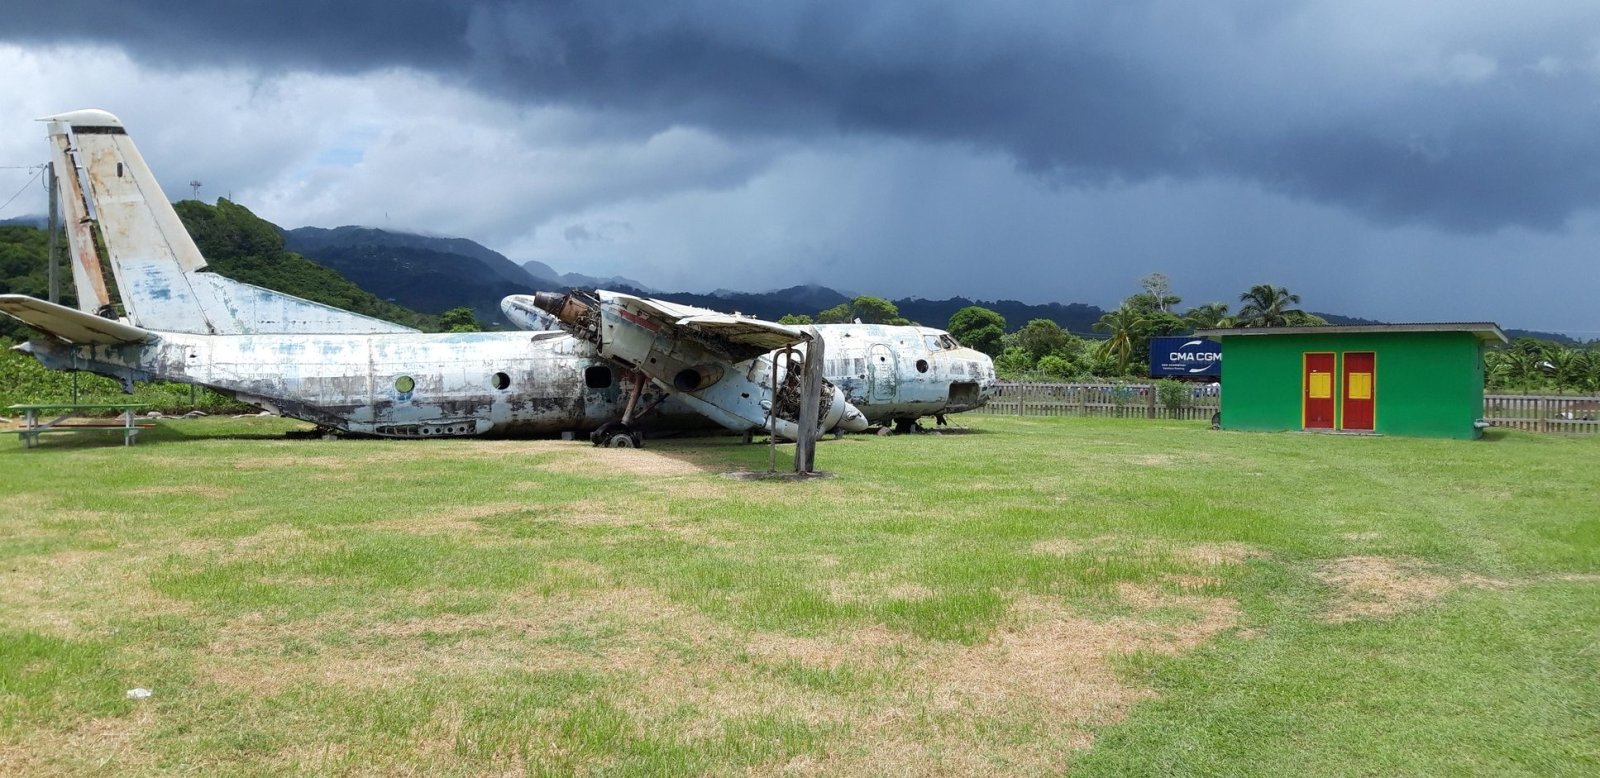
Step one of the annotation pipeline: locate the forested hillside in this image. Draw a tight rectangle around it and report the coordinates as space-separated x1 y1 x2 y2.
0 226 71 340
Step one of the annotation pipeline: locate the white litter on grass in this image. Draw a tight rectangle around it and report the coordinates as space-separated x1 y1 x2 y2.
126 688 152 700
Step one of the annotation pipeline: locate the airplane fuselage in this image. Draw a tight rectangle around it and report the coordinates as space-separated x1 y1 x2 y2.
814 324 995 424
27 324 992 437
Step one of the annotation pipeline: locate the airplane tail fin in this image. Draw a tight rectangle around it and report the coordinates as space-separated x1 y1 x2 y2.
0 294 153 345
39 110 414 335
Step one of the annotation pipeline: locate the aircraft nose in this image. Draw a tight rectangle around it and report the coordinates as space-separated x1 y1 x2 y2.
500 295 559 331
836 402 870 433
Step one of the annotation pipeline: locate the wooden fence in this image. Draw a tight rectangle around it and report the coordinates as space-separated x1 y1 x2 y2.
1481 394 1600 434
980 382 1600 434
977 382 1219 422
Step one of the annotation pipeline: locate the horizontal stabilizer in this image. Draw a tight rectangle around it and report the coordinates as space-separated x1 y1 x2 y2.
0 294 153 345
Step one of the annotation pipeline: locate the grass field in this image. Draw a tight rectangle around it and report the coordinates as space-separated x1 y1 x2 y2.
1 415 1596 776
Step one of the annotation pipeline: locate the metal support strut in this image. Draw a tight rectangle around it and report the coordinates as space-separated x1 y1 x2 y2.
591 372 647 448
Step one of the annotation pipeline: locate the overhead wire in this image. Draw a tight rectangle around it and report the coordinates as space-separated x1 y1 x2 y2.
0 165 46 215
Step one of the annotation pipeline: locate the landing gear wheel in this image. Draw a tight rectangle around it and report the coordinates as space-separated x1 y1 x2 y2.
893 417 916 435
590 422 642 448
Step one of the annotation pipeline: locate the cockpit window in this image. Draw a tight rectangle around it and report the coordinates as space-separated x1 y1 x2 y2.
940 334 960 349
924 335 942 351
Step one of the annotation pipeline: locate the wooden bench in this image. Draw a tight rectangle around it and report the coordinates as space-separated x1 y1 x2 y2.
8 403 150 449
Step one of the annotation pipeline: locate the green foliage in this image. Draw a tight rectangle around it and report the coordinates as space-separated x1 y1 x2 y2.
1485 340 1600 394
815 303 851 324
814 296 912 326
439 306 483 332
1034 354 1078 378
1154 378 1191 411
993 347 1035 378
173 199 435 330
1235 284 1309 327
946 306 1005 355
1183 302 1233 331
1009 319 1072 362
848 295 910 325
776 313 814 325
0 226 73 341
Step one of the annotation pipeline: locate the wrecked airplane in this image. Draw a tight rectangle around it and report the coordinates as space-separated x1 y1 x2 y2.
0 109 995 443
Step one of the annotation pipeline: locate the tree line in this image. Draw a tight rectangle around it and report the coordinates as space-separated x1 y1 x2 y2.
772 273 1327 380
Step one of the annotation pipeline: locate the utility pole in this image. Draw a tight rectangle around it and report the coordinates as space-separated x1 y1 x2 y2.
46 161 59 304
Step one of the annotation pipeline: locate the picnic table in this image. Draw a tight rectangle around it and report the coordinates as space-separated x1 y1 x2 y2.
8 403 150 448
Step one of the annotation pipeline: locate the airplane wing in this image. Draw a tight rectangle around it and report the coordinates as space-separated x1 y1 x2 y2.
604 291 808 362
0 294 154 345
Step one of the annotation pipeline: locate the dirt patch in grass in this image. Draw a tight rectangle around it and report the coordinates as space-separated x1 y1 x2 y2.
1316 556 1509 622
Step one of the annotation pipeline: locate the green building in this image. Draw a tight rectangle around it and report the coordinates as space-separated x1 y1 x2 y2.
1199 323 1507 440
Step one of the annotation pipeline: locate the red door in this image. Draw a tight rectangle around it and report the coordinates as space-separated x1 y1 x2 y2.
1303 352 1335 429
1342 352 1375 431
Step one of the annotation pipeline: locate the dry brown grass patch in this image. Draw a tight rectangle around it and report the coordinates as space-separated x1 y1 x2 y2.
1031 536 1265 568
0 707 159 775
178 573 1245 775
1176 542 1264 566
127 484 238 499
534 447 711 478
826 572 934 604
0 548 194 638
1316 556 1508 622
369 501 530 534
1550 573 1600 583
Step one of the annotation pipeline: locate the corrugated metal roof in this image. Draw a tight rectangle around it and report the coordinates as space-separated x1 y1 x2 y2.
1196 322 1507 343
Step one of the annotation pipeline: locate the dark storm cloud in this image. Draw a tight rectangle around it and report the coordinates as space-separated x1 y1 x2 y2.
9 1 1599 232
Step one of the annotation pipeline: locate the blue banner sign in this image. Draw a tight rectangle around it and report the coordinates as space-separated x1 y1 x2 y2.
1150 336 1221 377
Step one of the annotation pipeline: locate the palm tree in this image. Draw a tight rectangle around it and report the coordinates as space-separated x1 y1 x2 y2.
1093 307 1147 373
1183 302 1233 331
1235 284 1304 327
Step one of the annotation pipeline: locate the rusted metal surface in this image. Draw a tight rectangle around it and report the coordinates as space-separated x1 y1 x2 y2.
43 120 111 314
529 290 868 439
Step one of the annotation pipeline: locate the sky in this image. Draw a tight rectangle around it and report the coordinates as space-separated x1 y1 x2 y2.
1 1 1597 335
